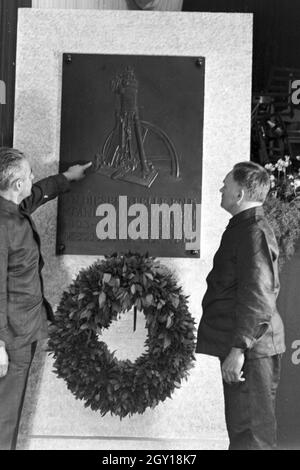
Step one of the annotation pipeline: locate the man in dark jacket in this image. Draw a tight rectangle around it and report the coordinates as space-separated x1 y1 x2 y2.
196 161 285 450
0 147 91 450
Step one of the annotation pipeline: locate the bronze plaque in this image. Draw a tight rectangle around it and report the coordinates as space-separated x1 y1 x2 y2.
57 53 205 257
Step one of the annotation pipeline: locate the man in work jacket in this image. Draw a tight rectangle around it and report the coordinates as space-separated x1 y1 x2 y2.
0 146 91 450
197 161 285 450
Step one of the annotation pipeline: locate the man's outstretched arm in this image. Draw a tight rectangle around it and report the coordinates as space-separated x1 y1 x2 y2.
20 162 92 214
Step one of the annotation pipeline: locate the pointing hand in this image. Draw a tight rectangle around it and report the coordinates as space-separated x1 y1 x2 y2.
63 162 92 181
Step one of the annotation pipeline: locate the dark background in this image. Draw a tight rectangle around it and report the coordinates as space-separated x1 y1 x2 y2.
183 0 300 93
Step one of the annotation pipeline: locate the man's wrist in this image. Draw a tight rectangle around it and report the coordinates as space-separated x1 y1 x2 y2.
233 334 253 350
62 171 72 181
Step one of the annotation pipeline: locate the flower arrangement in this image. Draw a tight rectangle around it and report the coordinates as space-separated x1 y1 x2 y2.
265 155 300 202
264 155 300 270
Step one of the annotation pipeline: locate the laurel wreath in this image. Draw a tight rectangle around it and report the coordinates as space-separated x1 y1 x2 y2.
48 253 196 418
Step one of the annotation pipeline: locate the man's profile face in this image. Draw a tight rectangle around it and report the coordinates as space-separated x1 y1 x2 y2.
220 171 241 214
18 159 34 200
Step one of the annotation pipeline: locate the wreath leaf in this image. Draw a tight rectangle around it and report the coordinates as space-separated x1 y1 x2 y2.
98 292 106 308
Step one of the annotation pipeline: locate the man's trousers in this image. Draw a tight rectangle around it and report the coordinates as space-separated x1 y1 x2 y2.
222 354 282 450
0 342 37 450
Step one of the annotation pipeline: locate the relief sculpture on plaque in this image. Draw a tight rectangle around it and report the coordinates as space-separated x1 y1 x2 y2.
57 54 204 257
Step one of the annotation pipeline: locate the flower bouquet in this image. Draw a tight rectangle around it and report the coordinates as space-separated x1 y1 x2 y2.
264 156 300 270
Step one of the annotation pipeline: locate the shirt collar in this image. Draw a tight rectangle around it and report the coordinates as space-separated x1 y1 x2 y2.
227 205 265 229
0 195 22 216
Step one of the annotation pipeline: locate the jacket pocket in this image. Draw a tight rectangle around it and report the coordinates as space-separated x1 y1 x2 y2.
7 298 42 335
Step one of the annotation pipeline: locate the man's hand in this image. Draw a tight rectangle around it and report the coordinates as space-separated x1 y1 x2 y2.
221 348 245 384
63 162 92 181
0 346 9 378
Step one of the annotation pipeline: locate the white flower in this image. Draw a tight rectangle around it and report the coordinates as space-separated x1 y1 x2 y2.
265 163 275 171
294 178 300 189
275 159 286 171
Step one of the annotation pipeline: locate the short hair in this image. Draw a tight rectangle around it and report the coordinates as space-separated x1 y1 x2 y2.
232 161 270 203
0 147 26 191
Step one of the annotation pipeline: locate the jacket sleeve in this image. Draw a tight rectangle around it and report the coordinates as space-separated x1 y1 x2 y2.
20 174 71 214
233 227 277 350
0 227 9 345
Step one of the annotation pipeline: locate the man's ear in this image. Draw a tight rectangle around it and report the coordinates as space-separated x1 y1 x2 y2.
13 179 22 192
236 188 245 205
